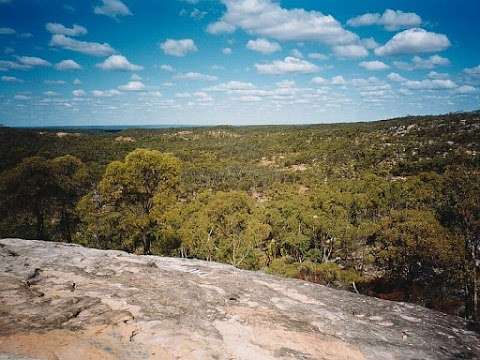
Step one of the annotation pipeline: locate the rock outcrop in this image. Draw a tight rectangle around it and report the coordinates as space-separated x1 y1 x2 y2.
0 239 478 360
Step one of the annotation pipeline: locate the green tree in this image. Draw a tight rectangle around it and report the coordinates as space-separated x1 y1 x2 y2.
50 155 90 242
441 168 480 323
77 149 181 254
179 191 270 269
374 209 459 289
0 156 55 239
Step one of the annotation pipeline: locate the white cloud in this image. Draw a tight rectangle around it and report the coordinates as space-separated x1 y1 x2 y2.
205 81 256 92
72 89 86 97
333 44 368 58
96 55 143 71
174 72 218 81
387 72 407 82
427 71 449 80
454 85 476 94
16 56 51 67
464 65 480 77
375 28 450 56
308 53 328 60
130 73 142 80
207 21 236 34
73 78 82 85
347 9 422 31
359 60 389 71
160 64 174 72
94 0 132 18
50 34 115 56
14 94 30 100
1 75 23 82
222 47 232 55
0 27 15 35
311 76 328 85
118 81 145 91
394 55 450 70
331 75 346 85
0 60 30 71
55 59 82 71
255 57 318 75
92 89 120 97
160 39 197 57
290 49 303 58
208 0 358 45
361 37 379 49
276 80 295 88
46 23 87 37
246 38 281 54
404 79 457 90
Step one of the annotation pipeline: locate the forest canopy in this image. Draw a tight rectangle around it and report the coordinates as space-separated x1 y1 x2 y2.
0 111 479 324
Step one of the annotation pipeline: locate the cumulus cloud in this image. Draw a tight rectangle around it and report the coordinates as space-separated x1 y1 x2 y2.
404 79 457 90
246 38 281 54
16 56 51 67
347 9 422 31
454 85 476 94
255 57 318 75
1 75 23 82
208 0 358 45
387 72 407 82
427 71 449 80
331 75 346 85
55 59 82 71
174 72 218 81
464 65 480 77
311 76 328 85
0 27 15 35
394 55 450 70
96 55 143 71
308 53 328 60
50 34 115 56
160 39 197 57
375 28 450 56
332 44 368 58
0 60 30 71
207 20 236 34
205 81 256 92
72 89 86 97
359 60 389 71
73 78 82 85
160 64 174 72
118 81 145 91
46 23 87 37
14 94 30 100
222 47 232 55
92 89 120 97
94 0 132 18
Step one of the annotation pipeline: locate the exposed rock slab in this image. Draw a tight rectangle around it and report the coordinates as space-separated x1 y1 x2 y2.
0 239 478 360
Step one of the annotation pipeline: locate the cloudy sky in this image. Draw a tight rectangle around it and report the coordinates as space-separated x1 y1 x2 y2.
0 0 479 126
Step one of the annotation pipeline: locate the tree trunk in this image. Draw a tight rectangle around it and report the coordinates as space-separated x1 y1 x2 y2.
35 210 46 240
143 234 152 255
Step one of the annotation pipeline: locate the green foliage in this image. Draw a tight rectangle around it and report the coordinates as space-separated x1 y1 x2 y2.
76 149 181 254
179 191 270 269
373 209 460 284
1 111 480 319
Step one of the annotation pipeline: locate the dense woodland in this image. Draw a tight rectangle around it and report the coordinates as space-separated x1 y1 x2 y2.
1 111 479 325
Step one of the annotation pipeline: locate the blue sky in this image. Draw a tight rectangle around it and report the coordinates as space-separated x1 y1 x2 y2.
0 0 479 126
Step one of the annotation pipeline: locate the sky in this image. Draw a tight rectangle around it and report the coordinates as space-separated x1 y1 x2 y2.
0 0 479 126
